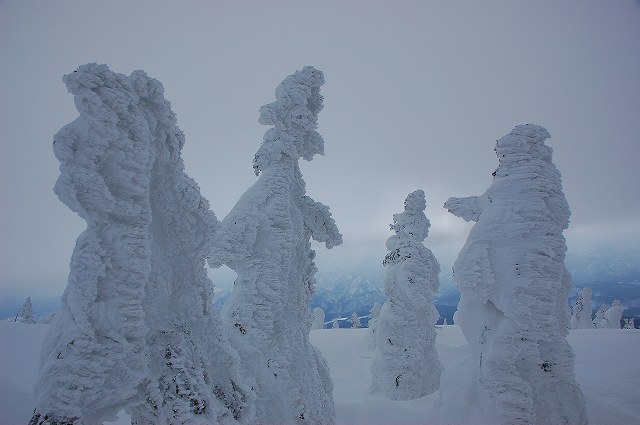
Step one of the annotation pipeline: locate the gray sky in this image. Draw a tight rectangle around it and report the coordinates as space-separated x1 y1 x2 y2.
1 0 639 298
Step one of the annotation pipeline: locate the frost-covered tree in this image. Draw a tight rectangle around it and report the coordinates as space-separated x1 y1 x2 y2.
332 319 340 329
312 307 325 330
594 303 608 329
210 66 342 425
31 64 250 425
367 302 383 348
15 296 36 324
370 190 442 401
623 318 635 329
571 287 595 329
440 125 588 425
350 312 361 329
600 300 625 329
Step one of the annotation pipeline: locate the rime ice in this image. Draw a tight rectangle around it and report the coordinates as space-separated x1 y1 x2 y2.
440 125 588 424
33 64 249 425
210 66 342 425
370 190 442 400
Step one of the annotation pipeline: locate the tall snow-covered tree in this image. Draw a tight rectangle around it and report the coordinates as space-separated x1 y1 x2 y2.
15 296 36 324
370 190 442 401
31 64 250 425
600 300 625 329
210 66 342 425
312 307 325 330
571 287 595 329
440 125 588 425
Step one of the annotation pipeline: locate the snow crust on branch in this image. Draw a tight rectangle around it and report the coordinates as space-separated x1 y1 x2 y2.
371 190 442 400
33 64 250 425
440 125 588 425
211 66 341 425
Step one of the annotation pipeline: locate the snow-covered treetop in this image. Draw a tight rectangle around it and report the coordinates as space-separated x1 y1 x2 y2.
445 123 569 229
53 63 183 222
253 66 325 175
385 189 429 252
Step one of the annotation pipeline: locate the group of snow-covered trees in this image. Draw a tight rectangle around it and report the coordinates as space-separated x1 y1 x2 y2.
31 64 340 425
570 288 629 329
34 63 597 425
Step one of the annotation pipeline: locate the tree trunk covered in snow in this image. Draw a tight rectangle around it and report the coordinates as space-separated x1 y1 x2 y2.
440 124 588 425
32 64 250 425
210 66 342 425
370 190 442 400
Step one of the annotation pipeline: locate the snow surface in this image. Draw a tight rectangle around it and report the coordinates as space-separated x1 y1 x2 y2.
2 322 639 425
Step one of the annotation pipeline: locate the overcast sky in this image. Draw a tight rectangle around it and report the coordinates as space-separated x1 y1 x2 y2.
1 0 639 298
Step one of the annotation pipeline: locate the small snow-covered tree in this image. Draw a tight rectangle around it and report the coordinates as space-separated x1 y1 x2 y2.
332 318 340 329
623 318 635 329
440 125 588 425
367 302 383 348
32 64 250 425
350 312 361 329
210 66 342 424
600 300 625 329
571 287 595 329
370 190 442 401
15 296 36 324
594 303 608 328
312 307 325 330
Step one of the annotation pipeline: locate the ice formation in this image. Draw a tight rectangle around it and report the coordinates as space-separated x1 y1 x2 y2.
32 64 249 425
210 66 342 424
370 190 442 401
15 297 36 324
593 303 608 328
571 288 595 329
440 125 588 424
312 307 326 330
600 300 625 329
367 302 383 349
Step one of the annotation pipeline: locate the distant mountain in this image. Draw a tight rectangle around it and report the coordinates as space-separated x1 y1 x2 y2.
566 242 640 285
312 273 386 325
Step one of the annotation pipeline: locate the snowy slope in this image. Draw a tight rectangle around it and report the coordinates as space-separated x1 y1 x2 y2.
1 322 639 424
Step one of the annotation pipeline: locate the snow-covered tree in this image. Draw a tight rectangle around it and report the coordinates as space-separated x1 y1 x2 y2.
370 190 442 401
600 300 625 329
210 66 342 424
440 125 588 424
332 318 340 329
312 307 325 330
594 303 608 329
571 287 595 329
623 318 635 329
443 317 449 326
350 312 361 329
32 64 250 425
15 296 36 324
367 302 383 348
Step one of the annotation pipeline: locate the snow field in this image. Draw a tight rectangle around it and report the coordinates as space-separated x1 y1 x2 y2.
4 323 637 424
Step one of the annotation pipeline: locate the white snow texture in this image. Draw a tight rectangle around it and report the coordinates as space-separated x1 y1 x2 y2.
370 190 442 400
571 288 595 329
33 64 250 425
441 125 588 424
210 66 342 425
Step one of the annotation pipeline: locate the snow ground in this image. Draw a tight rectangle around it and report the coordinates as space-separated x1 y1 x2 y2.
1 323 638 424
